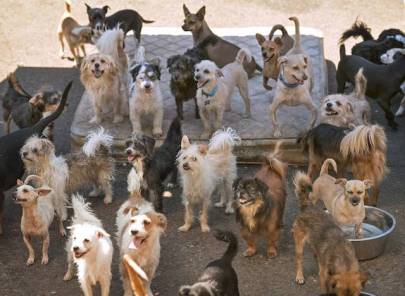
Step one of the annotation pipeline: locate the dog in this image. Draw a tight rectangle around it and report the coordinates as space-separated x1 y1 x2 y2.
256 24 294 90
0 81 71 235
194 49 251 138
85 3 154 45
233 142 287 258
167 47 209 120
269 17 317 137
293 171 368 295
340 19 404 64
179 230 240 296
320 68 371 127
337 44 405 129
81 53 124 124
57 0 92 65
63 194 113 296
182 4 260 78
1 72 62 136
300 123 387 205
125 117 182 212
14 175 53 265
177 128 240 232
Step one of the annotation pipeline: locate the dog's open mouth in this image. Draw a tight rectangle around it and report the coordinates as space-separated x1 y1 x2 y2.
196 79 209 88
15 197 27 203
264 53 275 63
74 249 89 259
92 69 104 78
127 154 142 163
239 197 254 205
129 235 148 249
182 163 191 171
325 109 338 116
292 75 305 85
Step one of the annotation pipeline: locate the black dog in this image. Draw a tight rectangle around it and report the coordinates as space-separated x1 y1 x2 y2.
125 117 182 212
167 47 208 120
179 230 240 296
85 4 154 44
337 44 405 128
340 20 404 64
0 81 71 235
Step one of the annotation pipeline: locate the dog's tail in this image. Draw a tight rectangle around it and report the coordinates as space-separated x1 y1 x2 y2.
264 141 287 180
339 44 346 60
96 27 125 58
354 68 367 100
213 230 238 264
140 15 154 24
82 127 113 157
235 48 252 64
339 19 373 43
320 158 337 176
269 24 289 39
293 171 313 211
208 127 241 154
289 16 301 49
71 194 103 227
64 0 72 13
7 72 31 98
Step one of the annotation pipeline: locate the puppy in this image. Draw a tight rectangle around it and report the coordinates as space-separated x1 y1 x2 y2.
194 49 251 138
177 128 240 232
167 47 208 119
233 142 287 258
81 53 123 124
129 47 163 137
179 230 240 296
125 117 182 212
293 172 368 295
14 175 53 265
182 4 261 78
63 195 113 296
269 17 317 137
0 81 71 235
256 24 294 90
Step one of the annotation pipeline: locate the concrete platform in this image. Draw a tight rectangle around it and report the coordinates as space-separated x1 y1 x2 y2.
71 26 327 163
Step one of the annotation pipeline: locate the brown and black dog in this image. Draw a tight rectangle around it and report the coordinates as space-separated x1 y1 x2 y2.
233 142 287 258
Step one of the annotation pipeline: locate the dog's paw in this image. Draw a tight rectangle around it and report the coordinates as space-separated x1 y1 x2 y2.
273 128 282 137
243 248 257 257
113 115 124 124
26 257 35 266
225 207 234 214
103 196 113 204
41 256 49 265
295 275 305 285
214 202 225 208
267 248 278 259
200 224 210 233
178 224 192 232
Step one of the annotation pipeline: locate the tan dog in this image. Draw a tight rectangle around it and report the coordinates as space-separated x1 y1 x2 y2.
256 24 294 90
269 17 317 137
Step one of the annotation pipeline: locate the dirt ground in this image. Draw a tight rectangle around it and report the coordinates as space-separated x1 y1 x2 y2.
0 1 405 295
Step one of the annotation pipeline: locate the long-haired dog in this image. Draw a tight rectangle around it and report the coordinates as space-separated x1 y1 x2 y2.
179 230 240 296
194 49 251 138
63 195 113 296
177 128 240 232
80 53 123 124
293 172 368 295
129 47 163 137
14 175 53 265
233 142 287 258
300 123 387 205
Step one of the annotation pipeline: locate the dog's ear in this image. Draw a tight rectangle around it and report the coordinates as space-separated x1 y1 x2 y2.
216 68 224 77
274 37 284 47
303 55 308 65
149 58 161 80
278 56 288 66
36 187 52 197
255 33 266 45
179 285 191 296
346 101 354 114
196 6 206 20
181 135 191 149
142 135 156 158
166 55 178 68
198 144 208 155
16 179 24 186
102 5 110 14
97 228 111 238
85 3 92 13
154 213 167 230
29 93 44 106
254 178 269 194
335 178 347 186
123 206 139 216
182 4 190 16
130 64 142 80
363 179 373 189
125 139 133 148
149 58 160 68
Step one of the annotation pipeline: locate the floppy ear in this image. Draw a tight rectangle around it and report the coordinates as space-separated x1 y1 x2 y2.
346 102 354 114
16 179 24 186
181 135 191 149
196 6 206 20
130 64 142 80
42 139 55 155
123 206 139 216
182 4 190 16
216 69 224 77
363 179 372 189
29 93 44 106
335 178 347 186
154 213 167 230
102 5 110 14
36 188 52 196
274 37 284 47
198 144 208 155
166 55 177 68
255 33 266 45
97 228 110 238
278 56 288 66
179 285 191 296
142 135 156 158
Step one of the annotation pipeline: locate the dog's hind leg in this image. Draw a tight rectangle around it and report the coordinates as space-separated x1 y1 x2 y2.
99 172 113 204
266 225 280 258
214 181 226 209
23 234 35 265
224 180 235 214
5 115 12 134
318 264 329 293
377 97 398 129
41 233 50 265
237 77 252 118
293 223 307 285
269 99 283 137
99 276 111 296
58 31 65 58
302 96 318 130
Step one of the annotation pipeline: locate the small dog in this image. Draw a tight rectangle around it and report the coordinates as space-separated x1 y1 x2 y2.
63 195 113 296
179 230 240 296
177 128 240 232
167 47 208 120
125 117 182 212
14 175 53 265
337 44 405 129
320 68 371 127
269 17 317 137
129 47 163 137
194 49 251 138
182 4 261 78
233 142 287 258
81 53 124 124
311 159 370 238
256 24 294 90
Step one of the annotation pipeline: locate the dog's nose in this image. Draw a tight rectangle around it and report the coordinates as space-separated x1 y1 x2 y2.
131 230 138 235
350 197 360 206
302 74 308 81
95 24 103 31
144 84 151 89
95 63 100 69
73 246 79 251
262 52 267 58
22 152 28 157
126 149 132 155
183 163 190 170
195 74 200 80
326 102 332 108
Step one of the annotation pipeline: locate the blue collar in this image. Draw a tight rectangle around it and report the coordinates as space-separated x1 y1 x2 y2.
279 66 300 88
202 83 219 97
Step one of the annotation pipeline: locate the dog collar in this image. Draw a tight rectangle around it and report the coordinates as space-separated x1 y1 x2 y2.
202 84 219 98
279 66 301 88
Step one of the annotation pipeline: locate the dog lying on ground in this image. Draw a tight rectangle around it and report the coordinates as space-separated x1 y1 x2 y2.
177 128 240 232
179 230 240 296
14 175 53 265
182 4 261 78
337 44 405 129
233 142 287 258
269 17 317 137
194 49 251 138
256 24 294 90
0 81 71 235
63 195 113 296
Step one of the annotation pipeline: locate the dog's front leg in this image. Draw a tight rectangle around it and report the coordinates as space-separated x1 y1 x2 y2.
200 199 210 232
199 107 211 139
263 76 273 91
354 223 363 238
152 107 163 138
130 109 142 135
214 182 226 209
269 99 283 137
41 233 50 265
175 96 184 120
80 278 94 296
90 100 103 124
63 250 75 281
319 265 329 293
113 94 124 124
99 276 111 296
23 234 35 265
238 80 252 118
241 228 257 257
178 201 193 232
213 107 224 132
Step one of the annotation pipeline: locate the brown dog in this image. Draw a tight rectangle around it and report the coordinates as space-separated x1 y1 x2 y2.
182 4 261 78
256 24 294 90
233 142 287 258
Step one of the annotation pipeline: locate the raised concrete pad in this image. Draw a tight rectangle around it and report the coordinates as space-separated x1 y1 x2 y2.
71 27 327 163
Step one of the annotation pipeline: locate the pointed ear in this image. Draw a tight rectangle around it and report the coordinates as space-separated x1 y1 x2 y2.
183 4 190 16
102 5 110 14
179 285 191 296
278 56 288 66
335 178 347 186
29 93 44 106
363 179 372 189
274 37 284 47
303 55 308 65
123 206 139 216
216 69 224 77
196 6 206 20
97 228 110 238
36 188 52 196
198 144 208 155
85 3 92 13
255 33 266 45
16 179 24 186
181 135 191 149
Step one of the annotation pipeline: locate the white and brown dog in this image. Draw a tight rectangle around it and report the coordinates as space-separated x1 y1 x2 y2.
194 49 251 138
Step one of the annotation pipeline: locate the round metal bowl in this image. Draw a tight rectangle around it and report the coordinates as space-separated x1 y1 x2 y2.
344 206 396 261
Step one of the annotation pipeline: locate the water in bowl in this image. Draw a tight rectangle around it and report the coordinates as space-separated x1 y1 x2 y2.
342 223 384 239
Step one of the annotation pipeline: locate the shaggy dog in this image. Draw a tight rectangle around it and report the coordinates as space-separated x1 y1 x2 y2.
177 128 240 232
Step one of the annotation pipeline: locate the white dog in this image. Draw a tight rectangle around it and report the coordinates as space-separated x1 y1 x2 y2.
177 128 240 232
63 194 113 296
194 49 251 138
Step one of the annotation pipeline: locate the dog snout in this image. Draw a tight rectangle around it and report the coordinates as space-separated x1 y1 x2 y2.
22 151 28 157
326 102 332 108
94 63 100 69
183 163 191 170
194 74 201 80
350 197 361 206
131 230 138 236
95 24 103 31
144 83 151 89
73 246 79 252
262 52 267 58
302 73 308 81
126 149 132 155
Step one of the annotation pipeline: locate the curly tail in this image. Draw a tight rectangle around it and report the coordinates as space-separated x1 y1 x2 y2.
340 19 373 43
293 171 313 211
71 194 103 227
208 127 241 154
320 158 337 175
235 48 252 64
82 127 113 157
289 16 301 50
354 68 367 100
213 230 238 264
264 141 287 180
269 24 289 40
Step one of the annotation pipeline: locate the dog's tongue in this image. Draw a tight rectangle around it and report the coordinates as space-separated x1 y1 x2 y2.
128 155 135 163
129 237 143 249
197 80 205 88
